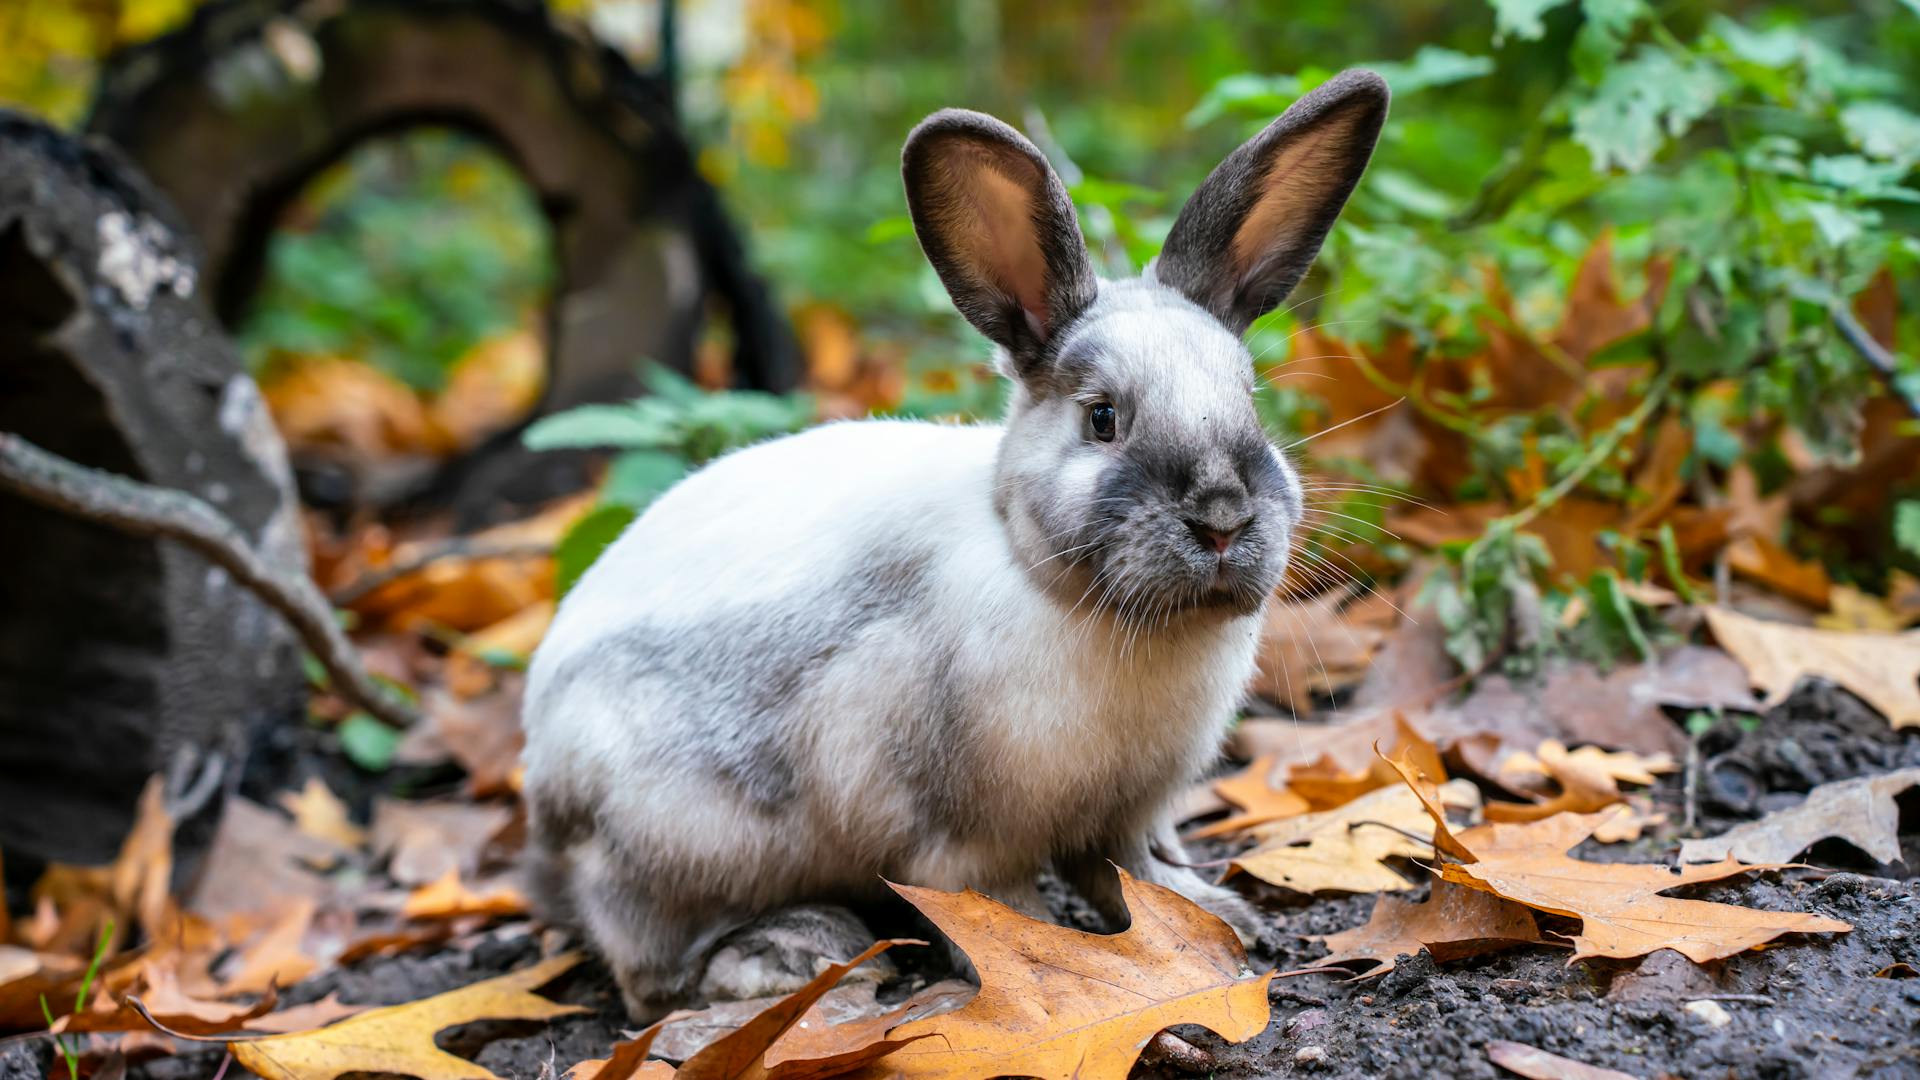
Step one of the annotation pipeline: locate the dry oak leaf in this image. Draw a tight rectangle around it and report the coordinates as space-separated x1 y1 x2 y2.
1383 756 1852 963
1184 753 1310 840
1487 741 1674 824
279 777 367 851
861 870 1273 1080
567 1011 676 1080
1284 712 1447 811
1707 605 1920 728
1487 1039 1640 1080
1252 585 1389 712
55 962 277 1035
231 952 586 1080
1230 778 1481 895
1313 878 1546 978
1589 801 1667 845
1679 767 1920 867
401 870 530 921
674 939 931 1080
244 993 368 1034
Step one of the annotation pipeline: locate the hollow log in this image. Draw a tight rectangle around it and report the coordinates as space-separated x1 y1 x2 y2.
86 0 799 511
0 112 306 888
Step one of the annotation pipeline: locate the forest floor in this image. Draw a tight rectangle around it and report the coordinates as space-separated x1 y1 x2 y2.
13 671 1906 1080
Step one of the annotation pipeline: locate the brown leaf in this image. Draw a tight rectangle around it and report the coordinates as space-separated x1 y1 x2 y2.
675 939 922 1080
1230 779 1480 895
651 980 969 1066
1383 755 1852 963
370 798 515 887
1285 713 1448 810
243 993 368 1034
1678 767 1920 866
569 1013 677 1080
230 953 586 1080
1252 587 1388 711
218 899 319 997
0 945 144 1030
1589 801 1667 844
401 870 530 921
1314 878 1545 978
1706 606 1920 729
55 963 277 1035
278 778 367 851
188 798 336 921
865 871 1273 1080
428 687 528 797
1487 1040 1641 1080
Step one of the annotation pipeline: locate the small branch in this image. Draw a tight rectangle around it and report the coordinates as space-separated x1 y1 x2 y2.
0 432 420 729
328 538 552 607
1830 300 1920 419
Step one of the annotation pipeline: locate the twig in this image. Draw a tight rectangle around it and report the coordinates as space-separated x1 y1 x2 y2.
1830 300 1920 419
0 432 421 729
1690 993 1775 1005
124 999 276 1043
329 538 552 606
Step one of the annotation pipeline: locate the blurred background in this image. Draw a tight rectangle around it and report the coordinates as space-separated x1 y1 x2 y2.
2 0 1918 813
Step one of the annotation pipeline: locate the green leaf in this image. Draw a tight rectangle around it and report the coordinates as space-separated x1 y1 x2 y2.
1571 47 1725 172
1185 72 1304 128
1371 46 1496 96
601 449 688 508
1896 501 1920 558
339 711 403 772
523 404 676 451
1489 0 1574 42
555 503 639 597
1840 101 1920 166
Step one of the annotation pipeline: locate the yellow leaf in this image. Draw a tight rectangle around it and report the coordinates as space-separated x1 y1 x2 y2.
278 778 366 850
232 953 586 1080
1230 779 1480 894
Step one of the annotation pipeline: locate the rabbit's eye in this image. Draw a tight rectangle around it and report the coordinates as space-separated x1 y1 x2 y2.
1088 402 1117 442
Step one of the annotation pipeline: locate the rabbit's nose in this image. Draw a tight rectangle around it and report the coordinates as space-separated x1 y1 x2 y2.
1186 516 1250 555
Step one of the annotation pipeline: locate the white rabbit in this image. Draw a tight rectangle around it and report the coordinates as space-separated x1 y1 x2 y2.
521 70 1388 1020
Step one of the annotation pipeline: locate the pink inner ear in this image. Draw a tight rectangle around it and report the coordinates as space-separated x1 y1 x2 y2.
962 161 1052 337
1229 123 1355 282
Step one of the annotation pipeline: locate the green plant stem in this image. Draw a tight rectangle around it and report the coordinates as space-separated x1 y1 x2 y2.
1507 369 1673 531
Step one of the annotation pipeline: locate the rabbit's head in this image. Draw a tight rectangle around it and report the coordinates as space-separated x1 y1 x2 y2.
903 71 1387 623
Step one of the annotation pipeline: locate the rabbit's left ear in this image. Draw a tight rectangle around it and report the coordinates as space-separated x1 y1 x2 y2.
1154 70 1388 335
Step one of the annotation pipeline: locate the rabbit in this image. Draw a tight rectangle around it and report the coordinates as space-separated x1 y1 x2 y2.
520 69 1388 1021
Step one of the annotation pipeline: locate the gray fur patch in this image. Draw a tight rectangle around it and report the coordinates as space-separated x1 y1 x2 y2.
551 548 936 812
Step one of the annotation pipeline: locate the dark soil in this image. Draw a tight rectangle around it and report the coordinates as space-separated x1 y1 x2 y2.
93 679 1920 1080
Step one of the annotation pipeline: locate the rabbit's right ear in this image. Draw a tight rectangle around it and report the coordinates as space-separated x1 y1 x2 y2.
903 110 1098 375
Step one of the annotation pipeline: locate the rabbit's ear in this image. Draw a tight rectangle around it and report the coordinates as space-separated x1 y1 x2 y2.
1154 70 1388 335
903 110 1097 372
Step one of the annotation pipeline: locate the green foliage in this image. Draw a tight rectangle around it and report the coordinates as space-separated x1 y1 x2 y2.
238 128 555 391
339 711 403 772
530 364 814 587
1897 500 1920 558
40 918 114 1080
555 503 639 597
1421 521 1555 675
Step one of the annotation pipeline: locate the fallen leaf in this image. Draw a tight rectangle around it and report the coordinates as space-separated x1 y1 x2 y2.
1252 586 1389 712
1229 779 1481 895
0 945 144 1030
1183 754 1309 840
219 899 319 996
569 1013 676 1080
652 980 968 1064
1816 585 1907 633
1706 607 1920 729
867 870 1273 1080
427 688 528 797
1314 878 1545 978
1487 740 1673 823
401 870 529 921
1678 768 1920 867
279 778 367 851
1487 1039 1641 1080
1876 963 1918 979
1286 713 1448 810
231 952 586 1080
188 798 336 921
55 963 276 1035
370 798 515 887
427 326 547 453
1727 535 1832 610
1383 755 1852 963
244 993 368 1034
674 939 923 1080
1590 801 1667 844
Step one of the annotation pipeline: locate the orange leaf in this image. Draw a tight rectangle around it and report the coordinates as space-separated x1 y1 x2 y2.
1184 754 1309 839
401 870 530 921
278 777 366 850
869 870 1273 1080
